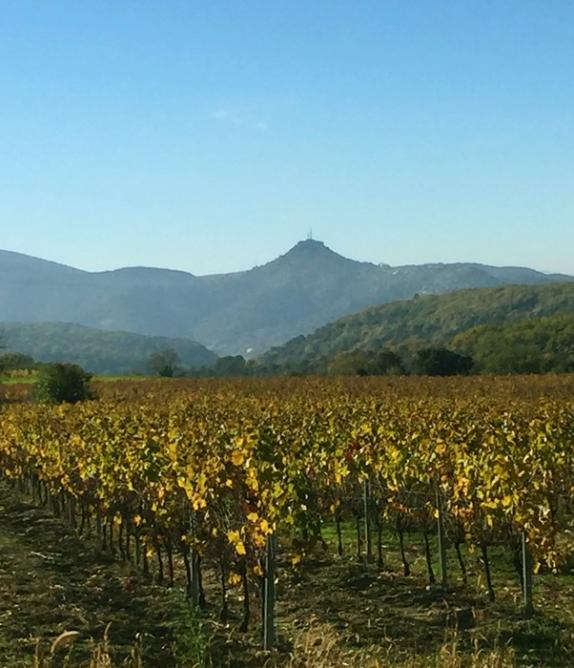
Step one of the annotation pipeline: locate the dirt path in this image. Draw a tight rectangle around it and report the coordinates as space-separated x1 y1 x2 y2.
0 482 192 668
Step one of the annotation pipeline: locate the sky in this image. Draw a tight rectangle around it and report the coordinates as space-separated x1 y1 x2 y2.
0 1 573 276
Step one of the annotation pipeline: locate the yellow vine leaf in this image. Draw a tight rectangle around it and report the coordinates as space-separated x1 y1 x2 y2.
228 572 242 586
231 450 245 467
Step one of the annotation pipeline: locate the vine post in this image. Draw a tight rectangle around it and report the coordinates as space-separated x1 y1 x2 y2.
522 532 534 615
363 478 373 564
435 480 448 587
187 504 201 607
263 533 276 650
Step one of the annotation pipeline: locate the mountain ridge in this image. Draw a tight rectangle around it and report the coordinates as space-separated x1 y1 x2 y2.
1 241 572 355
4 241 570 281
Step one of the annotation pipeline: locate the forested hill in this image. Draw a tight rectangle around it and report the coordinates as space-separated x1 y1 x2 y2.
0 323 217 375
1 242 572 356
257 283 574 373
452 313 574 373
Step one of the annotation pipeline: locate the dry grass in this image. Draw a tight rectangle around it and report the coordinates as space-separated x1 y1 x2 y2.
277 620 517 668
31 624 146 668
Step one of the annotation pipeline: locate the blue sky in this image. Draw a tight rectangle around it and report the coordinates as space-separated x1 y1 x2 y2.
1 1 573 275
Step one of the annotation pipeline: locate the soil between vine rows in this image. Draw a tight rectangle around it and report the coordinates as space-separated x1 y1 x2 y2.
0 482 189 667
1 480 574 667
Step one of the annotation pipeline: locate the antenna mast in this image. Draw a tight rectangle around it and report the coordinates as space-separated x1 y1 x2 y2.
307 227 313 241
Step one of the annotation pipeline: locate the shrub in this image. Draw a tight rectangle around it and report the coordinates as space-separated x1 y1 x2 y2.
35 363 94 404
413 347 474 376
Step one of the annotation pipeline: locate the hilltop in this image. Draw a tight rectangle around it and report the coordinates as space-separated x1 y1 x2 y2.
1 242 572 355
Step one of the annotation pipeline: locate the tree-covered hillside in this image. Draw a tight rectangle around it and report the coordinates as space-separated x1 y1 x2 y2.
0 323 217 375
452 313 574 374
257 283 574 373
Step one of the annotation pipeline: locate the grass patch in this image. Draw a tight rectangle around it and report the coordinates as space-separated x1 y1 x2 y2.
0 374 37 385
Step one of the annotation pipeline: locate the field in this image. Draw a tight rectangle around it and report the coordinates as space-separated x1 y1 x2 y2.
1 375 574 666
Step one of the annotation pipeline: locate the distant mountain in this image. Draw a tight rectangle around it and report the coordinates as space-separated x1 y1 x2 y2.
1 242 572 355
0 322 217 375
257 283 574 372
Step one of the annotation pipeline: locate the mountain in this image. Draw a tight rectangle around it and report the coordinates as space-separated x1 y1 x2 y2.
257 282 574 372
1 243 572 355
0 322 217 375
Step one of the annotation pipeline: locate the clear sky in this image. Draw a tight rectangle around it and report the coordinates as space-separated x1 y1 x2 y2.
1 1 573 275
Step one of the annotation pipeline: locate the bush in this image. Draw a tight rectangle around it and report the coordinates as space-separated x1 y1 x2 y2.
35 363 94 404
327 348 406 376
413 347 474 376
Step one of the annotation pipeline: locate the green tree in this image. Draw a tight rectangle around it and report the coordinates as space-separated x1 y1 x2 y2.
0 353 36 373
369 349 406 375
327 348 406 376
327 350 371 376
213 355 247 377
35 363 94 404
413 347 473 376
148 348 181 377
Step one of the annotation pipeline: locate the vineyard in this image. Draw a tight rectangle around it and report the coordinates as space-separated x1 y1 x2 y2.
1 375 574 666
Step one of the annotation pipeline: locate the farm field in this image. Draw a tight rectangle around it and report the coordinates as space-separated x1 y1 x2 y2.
1 375 574 666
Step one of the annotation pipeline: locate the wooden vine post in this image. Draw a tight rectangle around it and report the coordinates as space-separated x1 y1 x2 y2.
190 549 201 607
363 479 373 564
263 533 276 650
188 504 201 607
522 532 534 615
435 481 448 587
